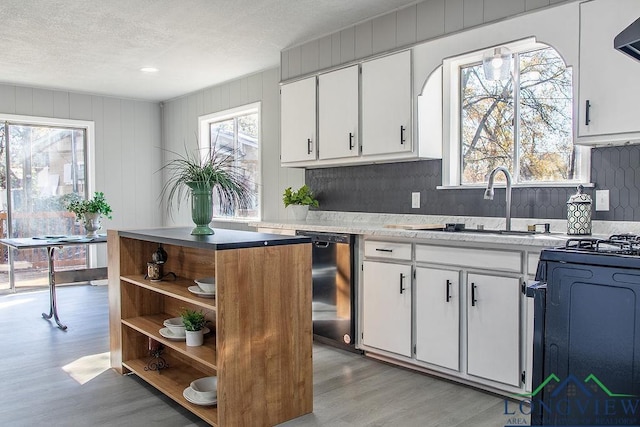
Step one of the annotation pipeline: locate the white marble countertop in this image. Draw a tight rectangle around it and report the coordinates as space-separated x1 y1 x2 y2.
251 211 640 249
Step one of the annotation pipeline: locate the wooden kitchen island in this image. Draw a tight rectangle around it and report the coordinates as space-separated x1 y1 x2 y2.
107 227 313 426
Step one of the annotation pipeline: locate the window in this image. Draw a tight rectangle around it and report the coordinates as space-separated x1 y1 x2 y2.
0 116 93 292
199 103 260 220
441 40 588 187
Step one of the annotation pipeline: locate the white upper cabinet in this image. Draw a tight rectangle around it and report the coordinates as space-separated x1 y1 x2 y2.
361 50 412 156
577 0 640 144
318 65 359 160
280 76 317 163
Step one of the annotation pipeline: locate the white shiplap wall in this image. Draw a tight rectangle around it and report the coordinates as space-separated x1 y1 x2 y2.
161 67 304 226
281 0 578 81
0 84 162 229
0 84 162 265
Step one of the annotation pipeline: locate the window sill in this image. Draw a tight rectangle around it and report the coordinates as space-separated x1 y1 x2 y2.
212 217 259 223
436 182 595 190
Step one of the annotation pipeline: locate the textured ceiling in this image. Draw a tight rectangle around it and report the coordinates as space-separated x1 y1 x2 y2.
0 0 419 102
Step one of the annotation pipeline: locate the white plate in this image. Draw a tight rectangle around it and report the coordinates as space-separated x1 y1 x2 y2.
159 327 210 341
183 386 217 406
188 285 215 298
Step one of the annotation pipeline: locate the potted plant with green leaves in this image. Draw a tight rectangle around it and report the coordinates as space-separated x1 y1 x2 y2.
180 308 207 347
160 145 253 235
63 191 113 237
283 185 319 221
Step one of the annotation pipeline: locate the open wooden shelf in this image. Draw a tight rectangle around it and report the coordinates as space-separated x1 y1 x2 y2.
124 356 218 426
122 314 217 370
121 274 216 310
109 230 313 426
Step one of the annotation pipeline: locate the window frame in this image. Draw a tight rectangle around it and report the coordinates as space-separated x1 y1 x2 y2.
439 38 590 189
198 102 261 222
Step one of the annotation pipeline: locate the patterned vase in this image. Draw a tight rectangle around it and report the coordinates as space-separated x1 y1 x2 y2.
566 185 592 235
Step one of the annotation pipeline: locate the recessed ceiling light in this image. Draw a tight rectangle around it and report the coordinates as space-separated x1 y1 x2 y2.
140 67 159 73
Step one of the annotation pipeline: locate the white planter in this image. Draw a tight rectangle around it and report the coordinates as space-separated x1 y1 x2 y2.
83 212 102 238
185 330 204 347
288 205 309 221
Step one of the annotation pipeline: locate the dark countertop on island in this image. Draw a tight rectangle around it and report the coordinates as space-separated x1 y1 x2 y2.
117 227 311 250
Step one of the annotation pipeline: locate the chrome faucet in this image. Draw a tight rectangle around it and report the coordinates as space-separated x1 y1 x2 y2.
484 166 512 231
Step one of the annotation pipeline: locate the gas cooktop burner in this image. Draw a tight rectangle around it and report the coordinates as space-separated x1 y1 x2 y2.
564 234 640 256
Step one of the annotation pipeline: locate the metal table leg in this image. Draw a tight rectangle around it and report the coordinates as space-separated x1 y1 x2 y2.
42 246 67 330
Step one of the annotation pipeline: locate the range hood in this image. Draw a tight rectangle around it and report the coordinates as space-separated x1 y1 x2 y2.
615 17 640 61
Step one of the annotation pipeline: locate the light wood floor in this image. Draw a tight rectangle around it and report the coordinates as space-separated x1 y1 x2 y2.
0 285 512 426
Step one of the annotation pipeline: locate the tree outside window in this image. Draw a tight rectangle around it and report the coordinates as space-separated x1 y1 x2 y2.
460 46 574 185
206 107 260 220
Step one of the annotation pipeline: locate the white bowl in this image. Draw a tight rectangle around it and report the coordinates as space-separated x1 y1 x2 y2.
194 277 216 293
190 376 217 401
163 317 186 337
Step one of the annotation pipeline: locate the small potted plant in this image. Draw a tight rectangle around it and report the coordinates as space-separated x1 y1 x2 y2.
180 308 207 347
283 185 319 221
63 191 113 237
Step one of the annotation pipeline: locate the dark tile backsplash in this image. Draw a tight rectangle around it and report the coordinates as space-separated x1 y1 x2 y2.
306 144 640 221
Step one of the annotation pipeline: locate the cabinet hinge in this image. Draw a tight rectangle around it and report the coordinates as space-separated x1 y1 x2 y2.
361 263 364 271
413 344 416 355
521 282 526 294
413 269 416 279
521 371 526 384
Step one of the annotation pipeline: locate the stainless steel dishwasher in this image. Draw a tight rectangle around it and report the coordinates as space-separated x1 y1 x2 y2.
296 230 358 352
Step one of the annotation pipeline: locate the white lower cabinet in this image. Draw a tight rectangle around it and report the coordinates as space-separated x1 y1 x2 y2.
467 273 521 387
415 267 460 371
362 260 412 357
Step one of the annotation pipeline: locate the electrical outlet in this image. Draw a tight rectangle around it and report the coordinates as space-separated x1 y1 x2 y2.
412 192 420 209
595 189 609 211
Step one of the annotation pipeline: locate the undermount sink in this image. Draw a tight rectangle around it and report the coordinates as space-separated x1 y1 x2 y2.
462 228 537 236
433 224 539 236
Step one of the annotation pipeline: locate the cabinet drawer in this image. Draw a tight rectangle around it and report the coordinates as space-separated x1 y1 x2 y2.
364 241 412 261
415 245 521 273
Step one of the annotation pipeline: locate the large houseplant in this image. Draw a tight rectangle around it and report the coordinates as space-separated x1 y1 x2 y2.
161 145 253 235
283 185 319 221
64 191 112 237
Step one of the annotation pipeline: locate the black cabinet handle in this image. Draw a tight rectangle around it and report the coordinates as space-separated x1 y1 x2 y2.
375 248 393 253
307 138 313 154
585 100 591 126
400 273 406 294
471 283 477 306
400 125 406 144
446 279 451 302
349 132 354 150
